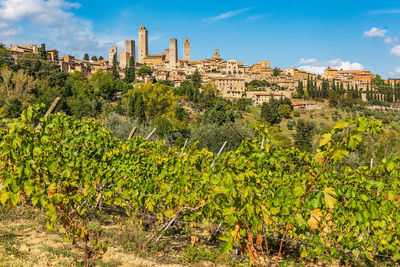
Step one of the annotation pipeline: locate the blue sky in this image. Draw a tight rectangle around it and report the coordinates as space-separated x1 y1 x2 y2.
0 0 400 77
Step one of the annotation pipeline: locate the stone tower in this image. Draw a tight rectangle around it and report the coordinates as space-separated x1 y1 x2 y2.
119 52 130 69
169 38 178 68
109 46 117 63
214 49 220 59
162 48 170 59
183 38 191 61
125 40 135 63
138 24 148 63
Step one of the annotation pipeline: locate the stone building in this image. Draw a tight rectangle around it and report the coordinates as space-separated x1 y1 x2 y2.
143 54 166 68
46 49 59 61
109 46 117 63
212 77 246 98
183 38 191 61
138 24 148 63
169 38 178 68
125 40 135 61
120 40 136 69
120 52 130 69
162 49 170 59
214 49 220 59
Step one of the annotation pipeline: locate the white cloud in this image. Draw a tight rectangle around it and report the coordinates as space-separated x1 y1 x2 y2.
149 35 162 41
370 9 400 15
246 14 266 21
389 67 400 77
203 7 251 23
299 58 317 64
0 0 121 59
364 27 387 37
384 36 399 44
0 0 80 26
299 58 364 75
391 45 400 56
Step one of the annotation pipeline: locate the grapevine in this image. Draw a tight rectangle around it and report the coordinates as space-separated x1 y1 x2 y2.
1 105 400 265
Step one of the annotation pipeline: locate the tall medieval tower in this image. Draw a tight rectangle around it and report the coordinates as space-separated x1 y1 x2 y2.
169 38 178 68
138 24 148 63
183 38 191 61
120 40 136 69
125 40 135 62
109 46 117 63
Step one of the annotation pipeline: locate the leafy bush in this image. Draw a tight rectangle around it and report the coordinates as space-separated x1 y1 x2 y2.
287 120 296 131
190 123 254 153
102 112 154 140
3 98 22 118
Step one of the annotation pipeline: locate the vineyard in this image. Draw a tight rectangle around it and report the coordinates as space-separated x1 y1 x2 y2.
1 104 400 266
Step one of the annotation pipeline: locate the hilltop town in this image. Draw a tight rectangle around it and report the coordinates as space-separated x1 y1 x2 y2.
4 21 400 267
7 24 400 107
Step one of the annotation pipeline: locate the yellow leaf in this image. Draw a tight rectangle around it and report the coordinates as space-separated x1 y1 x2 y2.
308 209 321 230
324 187 337 209
191 236 199 247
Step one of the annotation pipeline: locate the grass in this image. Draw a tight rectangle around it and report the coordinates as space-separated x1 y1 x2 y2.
181 246 226 264
0 229 23 257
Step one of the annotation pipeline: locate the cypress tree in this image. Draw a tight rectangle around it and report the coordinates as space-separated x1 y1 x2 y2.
112 54 119 79
355 84 359 99
127 92 138 118
84 53 90 61
39 43 47 60
321 79 329 99
331 80 336 91
134 92 146 124
124 56 135 83
297 80 304 96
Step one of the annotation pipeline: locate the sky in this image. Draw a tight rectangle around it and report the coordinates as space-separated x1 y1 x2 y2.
0 0 400 78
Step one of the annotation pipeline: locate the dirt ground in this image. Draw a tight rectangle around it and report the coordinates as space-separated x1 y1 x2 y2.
0 206 239 267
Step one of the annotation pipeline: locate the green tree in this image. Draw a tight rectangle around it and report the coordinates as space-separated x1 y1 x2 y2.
296 81 304 96
272 68 281 76
39 43 47 60
3 98 22 118
153 117 172 137
0 43 10 67
293 119 315 152
202 100 235 126
321 79 329 99
124 56 135 83
190 123 254 153
261 97 280 124
127 91 138 118
17 53 55 78
99 56 104 61
190 69 202 89
137 65 153 80
328 89 339 107
112 54 119 79
91 70 126 99
91 56 98 61
277 104 292 119
134 92 146 124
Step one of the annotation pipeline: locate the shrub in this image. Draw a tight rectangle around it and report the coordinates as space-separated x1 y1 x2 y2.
189 123 254 153
102 112 153 140
287 120 296 131
3 98 22 118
